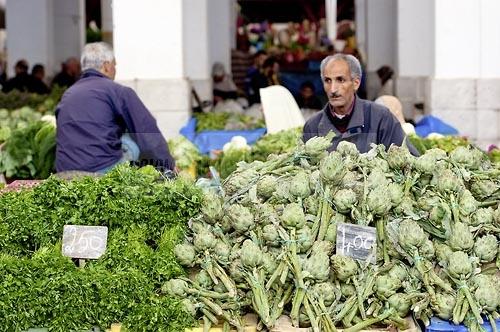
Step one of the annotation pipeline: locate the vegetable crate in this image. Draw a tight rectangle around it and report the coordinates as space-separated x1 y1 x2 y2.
426 317 500 332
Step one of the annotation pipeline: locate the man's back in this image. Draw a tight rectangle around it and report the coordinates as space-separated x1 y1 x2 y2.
56 70 125 172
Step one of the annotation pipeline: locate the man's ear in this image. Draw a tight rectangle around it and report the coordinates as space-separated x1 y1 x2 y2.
353 77 361 91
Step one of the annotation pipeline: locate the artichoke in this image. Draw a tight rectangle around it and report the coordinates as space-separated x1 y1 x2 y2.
473 234 498 263
193 227 217 251
214 240 231 263
367 185 392 216
432 168 463 194
340 283 356 298
289 171 311 199
398 220 427 251
256 175 278 200
273 181 291 203
333 188 358 214
201 192 224 223
174 243 197 267
432 292 456 320
375 274 402 299
227 204 255 233
304 131 335 158
470 179 498 200
331 255 358 281
297 225 314 253
320 151 345 185
304 195 319 215
367 168 389 190
414 149 446 174
194 269 214 289
281 203 306 229
447 251 473 279
224 168 259 196
255 203 279 225
240 239 263 268
386 144 413 170
475 287 500 312
311 240 334 256
387 182 404 206
262 224 280 246
337 140 359 158
181 298 198 316
312 282 337 306
420 239 435 259
448 222 474 251
262 252 278 275
163 278 188 297
388 264 408 282
470 207 494 227
459 190 478 216
387 293 413 317
434 241 453 267
303 251 330 281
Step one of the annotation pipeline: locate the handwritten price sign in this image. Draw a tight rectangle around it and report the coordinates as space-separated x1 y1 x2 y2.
62 225 108 259
336 223 377 264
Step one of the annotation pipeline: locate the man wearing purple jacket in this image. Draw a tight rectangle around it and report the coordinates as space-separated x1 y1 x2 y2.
55 42 175 173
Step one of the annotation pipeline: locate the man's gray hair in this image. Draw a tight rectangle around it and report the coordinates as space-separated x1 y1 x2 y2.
81 42 115 71
320 54 362 81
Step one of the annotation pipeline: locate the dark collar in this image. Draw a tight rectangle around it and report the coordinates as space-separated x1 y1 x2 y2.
318 95 366 137
81 69 108 79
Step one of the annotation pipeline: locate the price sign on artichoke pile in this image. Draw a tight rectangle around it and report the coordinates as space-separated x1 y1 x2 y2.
62 225 108 259
336 223 377 264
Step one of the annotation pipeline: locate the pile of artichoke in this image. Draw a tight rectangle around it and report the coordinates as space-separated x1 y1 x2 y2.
166 133 500 332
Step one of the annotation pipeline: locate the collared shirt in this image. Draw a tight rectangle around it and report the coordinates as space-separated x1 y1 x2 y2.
55 69 175 172
302 96 419 155
327 96 356 133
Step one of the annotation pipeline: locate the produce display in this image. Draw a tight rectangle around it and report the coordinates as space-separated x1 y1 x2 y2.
0 86 65 113
0 119 56 179
194 112 265 132
168 135 203 178
168 134 500 332
213 128 302 179
0 165 202 331
409 134 470 154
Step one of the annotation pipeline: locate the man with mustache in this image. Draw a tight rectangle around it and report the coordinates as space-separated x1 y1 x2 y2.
302 54 418 155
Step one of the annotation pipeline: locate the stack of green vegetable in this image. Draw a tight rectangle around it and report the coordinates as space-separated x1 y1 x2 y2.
213 128 303 179
168 135 202 178
0 85 65 112
0 119 56 179
169 134 500 332
0 165 202 331
408 134 470 155
194 112 265 132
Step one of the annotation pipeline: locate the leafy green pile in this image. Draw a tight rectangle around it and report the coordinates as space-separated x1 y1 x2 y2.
0 120 56 179
408 134 470 155
0 165 203 331
171 136 500 331
0 85 65 112
250 127 302 161
168 135 202 176
194 112 265 132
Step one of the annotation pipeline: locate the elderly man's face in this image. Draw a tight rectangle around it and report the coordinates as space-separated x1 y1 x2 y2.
322 59 360 114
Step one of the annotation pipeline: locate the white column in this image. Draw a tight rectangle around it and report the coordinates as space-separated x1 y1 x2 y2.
412 0 500 149
395 0 433 120
101 0 113 45
113 0 190 139
53 0 85 76
207 0 232 74
6 0 54 77
325 0 337 43
365 0 397 72
183 0 211 101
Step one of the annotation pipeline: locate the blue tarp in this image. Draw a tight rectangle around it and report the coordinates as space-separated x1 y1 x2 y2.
180 118 267 155
414 115 459 137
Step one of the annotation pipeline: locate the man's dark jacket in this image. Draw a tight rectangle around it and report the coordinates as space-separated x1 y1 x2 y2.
302 97 418 155
55 69 175 172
